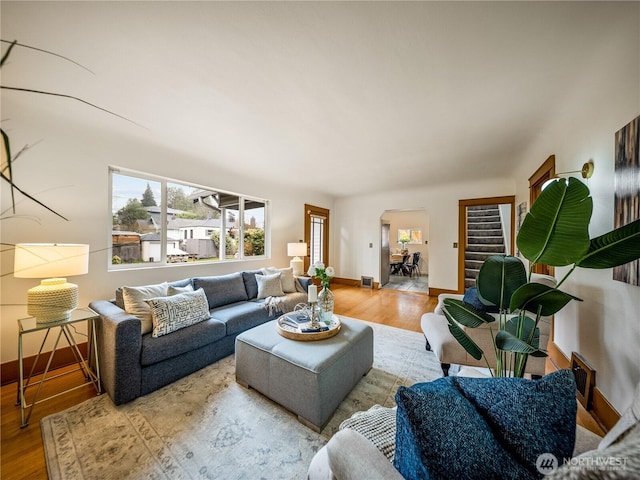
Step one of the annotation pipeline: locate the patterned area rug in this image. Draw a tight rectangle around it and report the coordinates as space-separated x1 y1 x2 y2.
41 319 442 479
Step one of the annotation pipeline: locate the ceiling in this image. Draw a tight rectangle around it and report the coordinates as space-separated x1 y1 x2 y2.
1 1 636 197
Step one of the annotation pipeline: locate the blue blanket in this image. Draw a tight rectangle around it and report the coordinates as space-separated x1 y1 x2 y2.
393 370 577 479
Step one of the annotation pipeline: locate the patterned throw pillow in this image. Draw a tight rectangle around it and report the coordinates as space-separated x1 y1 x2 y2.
146 288 211 338
122 282 169 335
256 272 285 299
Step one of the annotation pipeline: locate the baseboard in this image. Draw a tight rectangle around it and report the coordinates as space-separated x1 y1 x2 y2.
547 340 571 370
592 387 621 432
1 343 88 386
332 277 380 289
332 277 360 287
547 340 620 432
427 287 459 297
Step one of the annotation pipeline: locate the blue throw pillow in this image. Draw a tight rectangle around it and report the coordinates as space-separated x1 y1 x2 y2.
193 273 249 309
462 286 500 313
393 370 577 480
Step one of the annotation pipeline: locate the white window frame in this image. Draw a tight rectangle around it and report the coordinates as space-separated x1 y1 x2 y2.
108 166 270 270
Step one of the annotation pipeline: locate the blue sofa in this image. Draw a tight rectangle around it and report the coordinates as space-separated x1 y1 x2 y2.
89 270 311 405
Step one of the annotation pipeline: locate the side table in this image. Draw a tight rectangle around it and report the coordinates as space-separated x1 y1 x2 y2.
16 307 102 427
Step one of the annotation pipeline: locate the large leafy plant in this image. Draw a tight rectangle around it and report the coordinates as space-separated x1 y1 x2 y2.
442 177 640 377
1 39 134 221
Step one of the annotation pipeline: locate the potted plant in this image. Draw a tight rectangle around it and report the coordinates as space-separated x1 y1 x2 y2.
442 177 640 377
398 233 410 254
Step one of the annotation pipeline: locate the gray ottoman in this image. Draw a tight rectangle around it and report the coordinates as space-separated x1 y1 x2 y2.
235 317 374 432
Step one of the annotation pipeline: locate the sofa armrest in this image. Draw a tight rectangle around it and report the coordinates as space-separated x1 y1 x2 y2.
296 276 313 292
434 293 464 315
89 300 143 405
308 429 403 480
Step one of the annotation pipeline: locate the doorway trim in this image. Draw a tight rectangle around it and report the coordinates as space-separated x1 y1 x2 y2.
528 155 556 276
304 204 330 273
458 195 515 293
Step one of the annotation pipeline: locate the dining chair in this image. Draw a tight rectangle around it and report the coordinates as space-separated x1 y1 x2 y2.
390 254 410 275
403 252 421 277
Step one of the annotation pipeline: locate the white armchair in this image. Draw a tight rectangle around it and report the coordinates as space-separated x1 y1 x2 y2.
421 274 556 377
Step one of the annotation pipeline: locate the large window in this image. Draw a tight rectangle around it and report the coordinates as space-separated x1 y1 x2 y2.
110 167 268 268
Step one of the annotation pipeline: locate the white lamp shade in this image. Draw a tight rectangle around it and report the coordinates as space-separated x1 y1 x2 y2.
287 243 307 257
14 244 90 323
14 244 90 278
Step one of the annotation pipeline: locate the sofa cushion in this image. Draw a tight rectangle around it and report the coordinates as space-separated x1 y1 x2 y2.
242 269 264 299
168 284 194 295
256 272 285 299
193 272 249 309
115 278 192 310
393 370 577 480
140 316 226 366
147 288 211 338
210 301 273 335
122 282 169 335
262 267 297 293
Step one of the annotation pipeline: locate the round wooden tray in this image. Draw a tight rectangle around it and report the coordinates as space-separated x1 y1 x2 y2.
276 313 341 341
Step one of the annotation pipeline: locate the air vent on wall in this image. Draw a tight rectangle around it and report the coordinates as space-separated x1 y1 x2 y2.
571 352 596 410
361 276 374 289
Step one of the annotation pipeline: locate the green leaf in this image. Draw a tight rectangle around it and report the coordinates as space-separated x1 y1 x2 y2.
447 320 484 360
576 219 640 269
504 316 539 346
476 255 526 311
517 178 592 266
495 330 539 354
510 282 581 316
442 298 496 328
497 317 547 358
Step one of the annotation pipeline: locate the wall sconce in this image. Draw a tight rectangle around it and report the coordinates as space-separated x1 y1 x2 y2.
287 242 307 276
542 160 594 190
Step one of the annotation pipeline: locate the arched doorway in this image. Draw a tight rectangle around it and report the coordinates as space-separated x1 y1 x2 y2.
380 209 429 293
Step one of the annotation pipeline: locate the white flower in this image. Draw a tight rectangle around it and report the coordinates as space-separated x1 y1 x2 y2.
307 265 315 276
314 262 325 270
325 267 335 277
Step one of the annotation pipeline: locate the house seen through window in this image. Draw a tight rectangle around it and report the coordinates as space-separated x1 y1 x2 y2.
110 168 268 268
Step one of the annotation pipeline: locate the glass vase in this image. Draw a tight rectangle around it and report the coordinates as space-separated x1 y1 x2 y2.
318 286 334 323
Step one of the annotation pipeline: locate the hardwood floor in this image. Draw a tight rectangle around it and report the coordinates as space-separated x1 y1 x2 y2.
1 367 98 479
0 284 603 479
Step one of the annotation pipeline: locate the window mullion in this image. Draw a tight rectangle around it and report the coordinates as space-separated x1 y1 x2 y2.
161 180 167 264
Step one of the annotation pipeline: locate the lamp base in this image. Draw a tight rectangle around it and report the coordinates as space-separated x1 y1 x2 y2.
290 257 304 276
27 278 79 323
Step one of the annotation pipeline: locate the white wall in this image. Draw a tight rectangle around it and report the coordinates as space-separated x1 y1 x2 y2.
510 7 639 412
335 3 640 413
334 177 515 291
0 101 333 363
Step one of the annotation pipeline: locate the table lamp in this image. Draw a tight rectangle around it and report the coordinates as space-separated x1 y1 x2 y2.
287 242 307 276
14 243 90 323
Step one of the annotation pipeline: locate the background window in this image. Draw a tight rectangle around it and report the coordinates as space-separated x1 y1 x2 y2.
110 168 269 268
